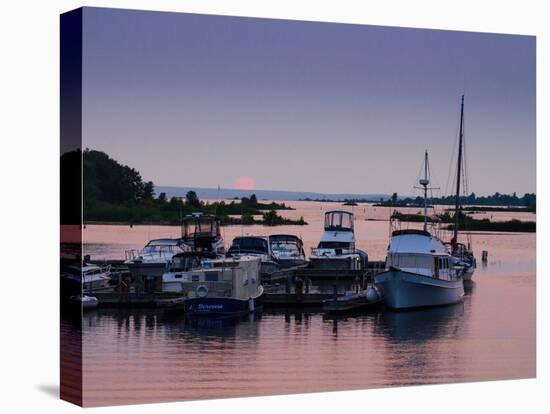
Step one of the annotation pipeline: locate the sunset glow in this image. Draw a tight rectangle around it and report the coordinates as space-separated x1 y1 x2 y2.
234 176 256 190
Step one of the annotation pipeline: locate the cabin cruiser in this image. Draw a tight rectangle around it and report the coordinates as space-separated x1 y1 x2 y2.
374 151 464 309
182 255 264 316
267 234 308 269
125 238 189 279
375 229 464 309
310 210 367 270
227 236 280 281
181 213 225 254
61 263 111 293
162 251 218 292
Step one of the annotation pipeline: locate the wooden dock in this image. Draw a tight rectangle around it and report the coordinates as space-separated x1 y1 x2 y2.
79 260 386 308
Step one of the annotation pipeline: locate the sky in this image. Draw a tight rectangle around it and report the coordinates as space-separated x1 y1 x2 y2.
81 7 536 196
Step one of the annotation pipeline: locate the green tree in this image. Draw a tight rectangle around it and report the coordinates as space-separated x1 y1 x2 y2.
186 191 200 207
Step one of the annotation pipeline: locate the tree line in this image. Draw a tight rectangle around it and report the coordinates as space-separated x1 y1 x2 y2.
68 149 304 225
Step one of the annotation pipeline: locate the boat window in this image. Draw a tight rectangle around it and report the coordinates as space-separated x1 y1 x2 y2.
205 271 218 282
229 237 268 254
183 217 220 238
271 240 299 252
325 211 353 231
191 274 200 282
318 241 350 249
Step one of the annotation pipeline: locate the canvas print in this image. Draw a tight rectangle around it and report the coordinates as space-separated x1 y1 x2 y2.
60 7 536 407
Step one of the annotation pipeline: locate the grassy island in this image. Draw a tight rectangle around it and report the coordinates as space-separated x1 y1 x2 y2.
390 211 535 233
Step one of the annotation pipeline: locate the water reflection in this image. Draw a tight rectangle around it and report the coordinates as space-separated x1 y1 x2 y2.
463 280 476 295
375 303 465 343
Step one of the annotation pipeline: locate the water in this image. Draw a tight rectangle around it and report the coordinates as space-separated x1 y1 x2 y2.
72 201 535 406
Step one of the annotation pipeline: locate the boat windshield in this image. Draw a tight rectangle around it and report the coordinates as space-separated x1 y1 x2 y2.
270 235 302 253
228 237 268 254
142 242 183 254
324 211 354 231
271 241 300 253
318 241 351 249
183 216 220 239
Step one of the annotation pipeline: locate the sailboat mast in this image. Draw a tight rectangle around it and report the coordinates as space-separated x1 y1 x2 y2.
418 150 430 232
453 95 465 245
423 151 429 231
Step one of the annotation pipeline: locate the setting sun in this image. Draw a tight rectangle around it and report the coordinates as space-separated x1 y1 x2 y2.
234 176 256 190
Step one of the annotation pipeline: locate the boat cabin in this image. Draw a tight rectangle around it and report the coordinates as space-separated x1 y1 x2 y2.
386 230 459 281
182 214 222 252
268 234 305 257
140 238 187 256
324 210 354 232
180 256 262 300
228 236 270 256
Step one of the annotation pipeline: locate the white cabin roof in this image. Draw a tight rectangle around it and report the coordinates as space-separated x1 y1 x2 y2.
389 232 447 255
320 230 355 243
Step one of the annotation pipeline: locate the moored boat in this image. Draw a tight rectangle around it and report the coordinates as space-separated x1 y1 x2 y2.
61 263 111 293
125 238 188 280
161 251 219 292
227 236 280 281
181 213 225 254
267 234 308 269
375 151 464 309
310 210 367 270
323 286 382 313
448 95 477 280
183 255 264 316
375 229 464 309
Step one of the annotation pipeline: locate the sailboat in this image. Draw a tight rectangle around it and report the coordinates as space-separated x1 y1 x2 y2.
448 95 477 281
374 151 465 309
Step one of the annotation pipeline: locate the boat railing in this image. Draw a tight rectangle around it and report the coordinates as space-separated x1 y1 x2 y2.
311 247 357 257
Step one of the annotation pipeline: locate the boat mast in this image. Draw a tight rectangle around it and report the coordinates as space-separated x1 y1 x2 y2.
453 95 465 246
419 150 430 232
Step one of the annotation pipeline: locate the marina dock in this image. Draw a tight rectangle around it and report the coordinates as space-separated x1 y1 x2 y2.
82 260 386 308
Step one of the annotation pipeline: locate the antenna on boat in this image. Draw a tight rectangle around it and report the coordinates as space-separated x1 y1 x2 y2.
415 150 439 232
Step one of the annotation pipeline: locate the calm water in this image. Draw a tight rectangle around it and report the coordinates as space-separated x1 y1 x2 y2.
73 201 536 406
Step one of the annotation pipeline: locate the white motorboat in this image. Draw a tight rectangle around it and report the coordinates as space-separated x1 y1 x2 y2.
227 236 280 281
267 234 308 269
62 263 111 292
375 229 465 309
125 238 189 280
310 210 367 270
375 151 464 309
161 251 219 292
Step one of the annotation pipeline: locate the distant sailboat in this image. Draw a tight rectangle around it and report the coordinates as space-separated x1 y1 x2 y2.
448 95 477 280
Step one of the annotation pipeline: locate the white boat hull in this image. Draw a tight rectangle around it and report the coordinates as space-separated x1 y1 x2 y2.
375 269 464 309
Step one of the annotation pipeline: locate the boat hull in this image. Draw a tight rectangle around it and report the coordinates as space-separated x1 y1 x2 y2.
310 256 361 270
375 269 464 309
462 266 475 281
126 262 169 279
184 294 264 316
